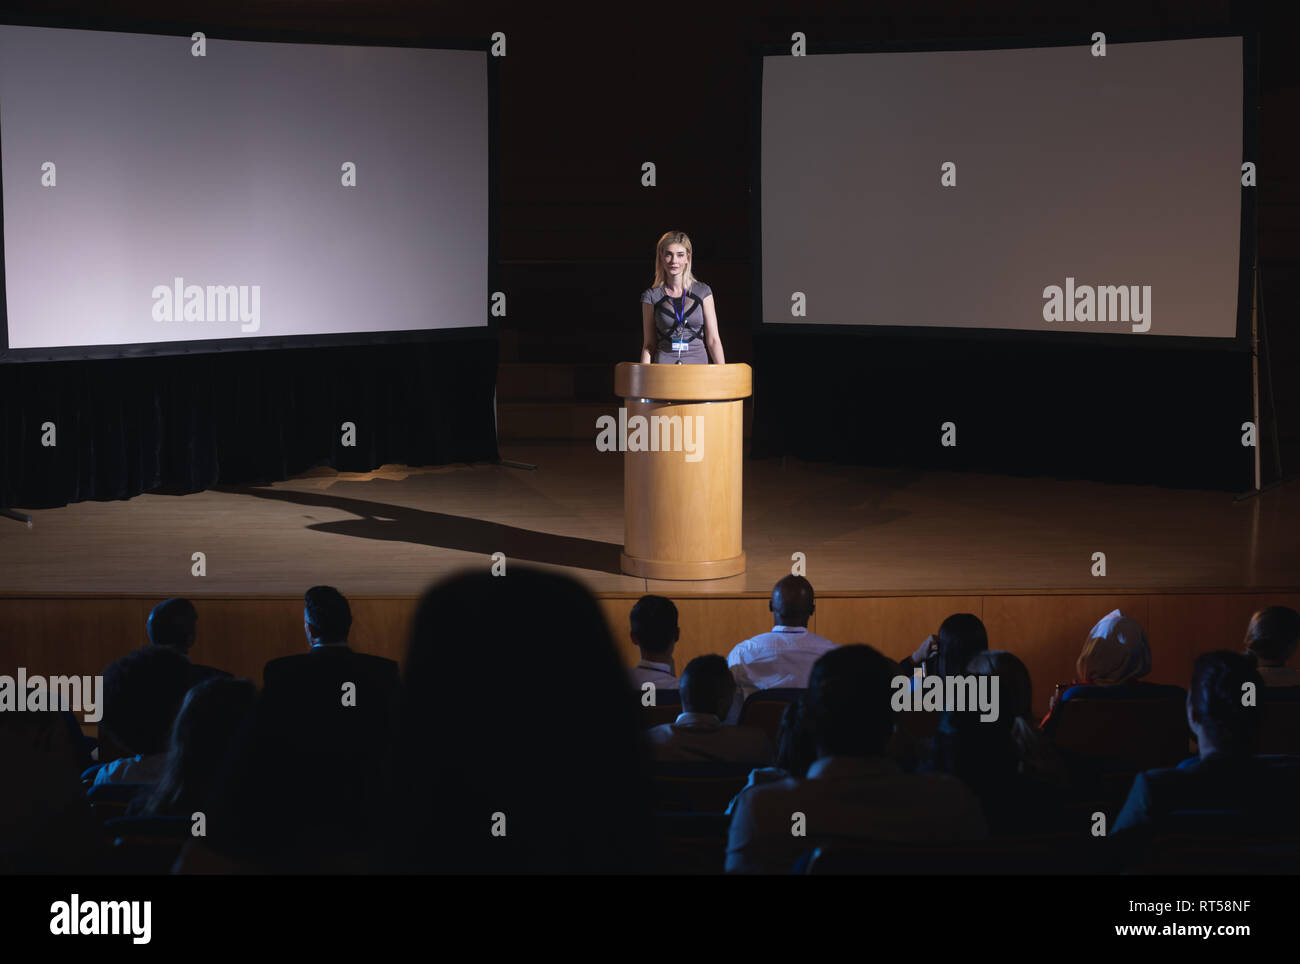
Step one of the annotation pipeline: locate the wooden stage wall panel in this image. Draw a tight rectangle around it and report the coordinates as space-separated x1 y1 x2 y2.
2 590 1298 719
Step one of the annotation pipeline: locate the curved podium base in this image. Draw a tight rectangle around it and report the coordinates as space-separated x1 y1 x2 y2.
619 551 747 581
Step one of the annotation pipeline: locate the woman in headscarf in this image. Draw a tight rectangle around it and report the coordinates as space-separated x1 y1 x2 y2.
1040 608 1184 734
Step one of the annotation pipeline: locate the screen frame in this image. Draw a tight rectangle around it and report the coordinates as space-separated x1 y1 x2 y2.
747 26 1259 354
0 14 499 363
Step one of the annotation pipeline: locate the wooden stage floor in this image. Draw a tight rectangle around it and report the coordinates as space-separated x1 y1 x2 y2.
2 442 1297 596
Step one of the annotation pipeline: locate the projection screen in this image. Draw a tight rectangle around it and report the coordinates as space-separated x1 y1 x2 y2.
759 36 1245 340
0 24 489 360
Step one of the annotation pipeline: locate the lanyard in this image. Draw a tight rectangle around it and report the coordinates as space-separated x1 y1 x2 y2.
670 291 688 363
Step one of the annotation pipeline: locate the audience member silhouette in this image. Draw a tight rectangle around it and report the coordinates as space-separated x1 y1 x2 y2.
646 655 773 765
897 612 990 679
261 585 401 756
96 645 194 785
1244 606 1300 687
726 644 987 873
1 696 106 873
926 652 1069 835
725 695 817 815
964 650 1069 786
726 575 835 720
133 679 257 818
388 568 652 873
1112 650 1300 861
628 594 680 695
147 597 232 688
1041 608 1184 733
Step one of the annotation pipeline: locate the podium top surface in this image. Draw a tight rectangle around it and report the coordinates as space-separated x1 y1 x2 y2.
614 362 753 401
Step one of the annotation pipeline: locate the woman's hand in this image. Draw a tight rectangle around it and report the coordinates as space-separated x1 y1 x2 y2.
910 634 938 666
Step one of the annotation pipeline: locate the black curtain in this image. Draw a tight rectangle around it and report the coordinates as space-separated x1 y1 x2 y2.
749 333 1252 491
0 338 499 510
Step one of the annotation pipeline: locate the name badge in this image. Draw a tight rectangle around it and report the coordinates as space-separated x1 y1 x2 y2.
672 341 690 351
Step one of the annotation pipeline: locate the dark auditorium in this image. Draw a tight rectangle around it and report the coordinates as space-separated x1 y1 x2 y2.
1 0 1298 945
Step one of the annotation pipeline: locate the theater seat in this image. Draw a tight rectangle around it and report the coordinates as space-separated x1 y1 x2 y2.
651 762 753 813
1259 692 1300 755
738 688 804 743
1050 697 1191 771
1124 810 1300 874
103 816 191 875
653 812 731 874
800 834 1102 874
638 688 681 728
87 782 153 822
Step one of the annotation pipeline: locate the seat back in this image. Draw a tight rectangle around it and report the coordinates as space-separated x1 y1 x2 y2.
104 816 192 874
1129 824 1300 874
1051 698 1190 771
651 762 752 813
802 833 1102 875
653 812 731 874
638 688 681 729
1258 699 1300 755
87 782 153 822
738 688 805 743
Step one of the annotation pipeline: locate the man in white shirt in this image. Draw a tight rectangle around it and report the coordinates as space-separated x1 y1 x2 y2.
628 594 680 696
725 576 835 720
646 655 774 766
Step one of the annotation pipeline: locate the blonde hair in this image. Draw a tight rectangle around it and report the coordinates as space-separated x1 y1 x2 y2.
650 230 702 292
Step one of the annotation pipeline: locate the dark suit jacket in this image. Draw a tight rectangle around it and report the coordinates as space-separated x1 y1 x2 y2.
262 645 401 752
1113 753 1300 845
186 661 233 689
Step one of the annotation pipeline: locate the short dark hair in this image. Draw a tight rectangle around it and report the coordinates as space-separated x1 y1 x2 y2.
806 644 897 757
1244 607 1300 663
679 654 735 716
102 646 193 756
938 613 989 677
1190 650 1263 750
304 586 352 643
630 595 678 652
147 598 198 652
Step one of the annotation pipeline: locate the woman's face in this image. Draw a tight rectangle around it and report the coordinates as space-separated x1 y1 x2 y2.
662 243 689 282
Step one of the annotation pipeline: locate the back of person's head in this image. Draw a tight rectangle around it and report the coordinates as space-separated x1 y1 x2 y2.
1076 608 1150 685
102 646 192 756
142 678 256 817
630 595 679 655
966 650 1032 722
397 567 651 873
304 585 351 644
679 654 735 717
1189 650 1264 753
770 575 815 627
805 644 896 758
1244 607 1300 664
147 598 198 654
937 613 988 677
775 696 817 778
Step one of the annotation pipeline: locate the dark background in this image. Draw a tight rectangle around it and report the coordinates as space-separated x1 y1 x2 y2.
1 0 1295 508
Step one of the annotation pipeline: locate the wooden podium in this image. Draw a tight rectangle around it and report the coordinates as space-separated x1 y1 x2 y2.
614 362 752 580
